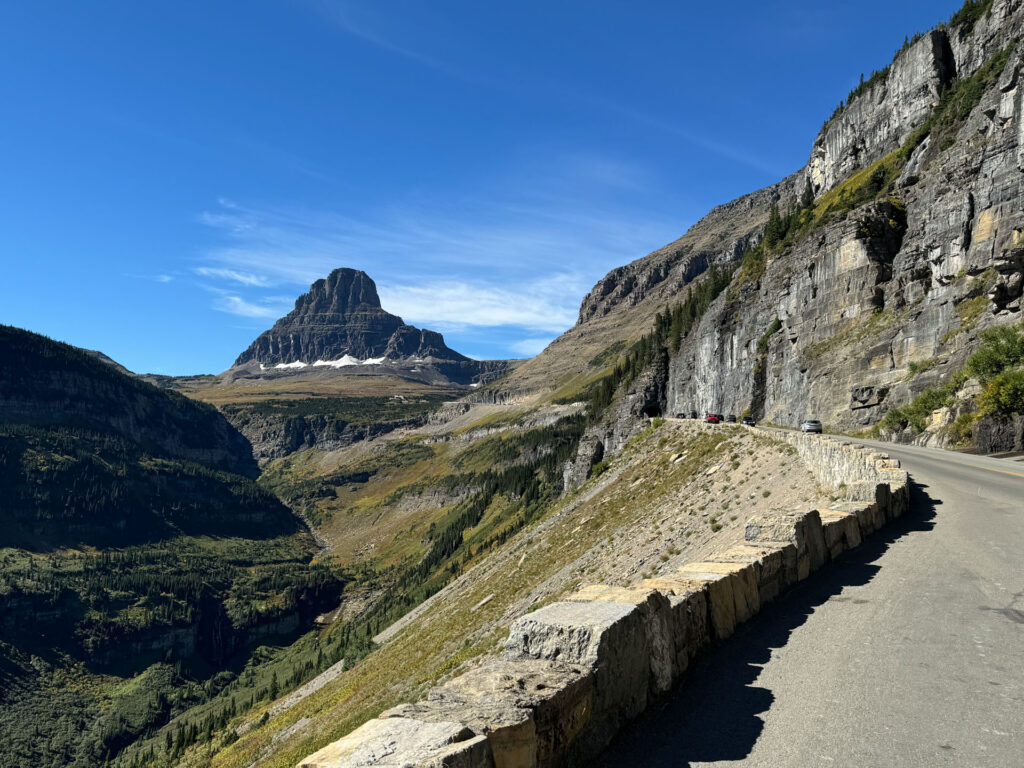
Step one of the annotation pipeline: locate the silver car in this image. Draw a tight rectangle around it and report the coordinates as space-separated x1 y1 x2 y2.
800 419 823 433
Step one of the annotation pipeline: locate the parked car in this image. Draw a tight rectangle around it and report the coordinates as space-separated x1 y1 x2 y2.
800 419 823 433
705 412 720 424
741 416 756 426
675 412 686 418
716 413 725 423
689 410 698 419
726 414 737 423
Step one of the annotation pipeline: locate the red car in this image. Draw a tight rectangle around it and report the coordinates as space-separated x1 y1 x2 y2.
705 412 720 424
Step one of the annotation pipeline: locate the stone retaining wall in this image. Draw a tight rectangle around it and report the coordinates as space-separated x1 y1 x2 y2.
298 434 910 768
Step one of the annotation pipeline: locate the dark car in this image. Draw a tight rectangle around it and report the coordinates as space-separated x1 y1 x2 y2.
741 416 756 426
675 412 686 418
800 419 823 433
705 412 720 424
689 410 698 419
726 414 737 423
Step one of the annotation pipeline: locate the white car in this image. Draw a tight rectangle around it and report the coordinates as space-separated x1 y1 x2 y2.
800 419 823 433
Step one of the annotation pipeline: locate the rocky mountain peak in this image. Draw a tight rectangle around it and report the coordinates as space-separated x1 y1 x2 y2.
297 267 384 316
233 268 470 367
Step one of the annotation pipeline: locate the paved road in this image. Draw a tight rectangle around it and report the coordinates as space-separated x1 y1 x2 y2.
598 436 1024 767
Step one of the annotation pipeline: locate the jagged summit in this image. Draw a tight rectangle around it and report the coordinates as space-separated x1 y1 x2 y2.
234 268 470 367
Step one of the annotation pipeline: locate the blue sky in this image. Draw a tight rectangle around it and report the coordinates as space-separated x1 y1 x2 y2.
1 0 965 374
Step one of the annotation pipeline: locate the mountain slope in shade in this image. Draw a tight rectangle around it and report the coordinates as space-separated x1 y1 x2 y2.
0 324 302 546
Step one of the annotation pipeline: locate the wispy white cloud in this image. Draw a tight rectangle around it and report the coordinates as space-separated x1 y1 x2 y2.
193 152 686 353
582 95 788 178
212 294 293 319
320 2 479 83
195 266 271 287
379 278 579 334
156 274 174 283
196 191 675 288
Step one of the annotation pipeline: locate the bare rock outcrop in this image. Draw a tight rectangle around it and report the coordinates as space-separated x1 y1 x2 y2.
235 268 470 367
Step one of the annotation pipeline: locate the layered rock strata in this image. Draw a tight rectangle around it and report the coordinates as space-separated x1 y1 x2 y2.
234 268 470 367
502 1 1024 437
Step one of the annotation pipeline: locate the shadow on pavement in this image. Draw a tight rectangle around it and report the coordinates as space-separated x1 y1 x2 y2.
595 480 939 767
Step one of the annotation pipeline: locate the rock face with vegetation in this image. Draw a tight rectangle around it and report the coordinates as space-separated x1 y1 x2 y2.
661 3 1023 438
1 325 258 479
219 395 451 464
502 0 1024 453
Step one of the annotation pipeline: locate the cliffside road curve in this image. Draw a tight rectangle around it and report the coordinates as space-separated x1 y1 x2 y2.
598 434 1024 767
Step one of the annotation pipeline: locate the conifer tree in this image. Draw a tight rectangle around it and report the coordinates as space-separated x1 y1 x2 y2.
764 202 783 248
801 181 814 210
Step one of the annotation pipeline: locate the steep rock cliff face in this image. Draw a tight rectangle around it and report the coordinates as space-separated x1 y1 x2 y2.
577 174 803 325
809 30 956 195
226 411 429 464
496 173 803 401
558 1 1024 473
809 2 1022 196
661 18 1023 429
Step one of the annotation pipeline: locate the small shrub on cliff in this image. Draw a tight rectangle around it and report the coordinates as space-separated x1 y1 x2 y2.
877 374 966 434
949 0 994 32
977 369 1024 417
757 318 782 355
965 325 1024 383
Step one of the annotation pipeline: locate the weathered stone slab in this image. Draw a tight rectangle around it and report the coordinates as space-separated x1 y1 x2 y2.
297 716 477 768
880 469 910 518
744 510 828 579
421 735 494 768
384 659 592 768
824 501 870 532
711 543 795 604
503 599 649 731
567 585 674 695
818 509 863 558
675 560 760 640
639 577 709 678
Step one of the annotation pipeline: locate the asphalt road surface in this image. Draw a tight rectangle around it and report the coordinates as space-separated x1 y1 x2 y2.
598 435 1024 767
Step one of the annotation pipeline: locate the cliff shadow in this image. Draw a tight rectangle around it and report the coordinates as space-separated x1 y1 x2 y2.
596 480 939 767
